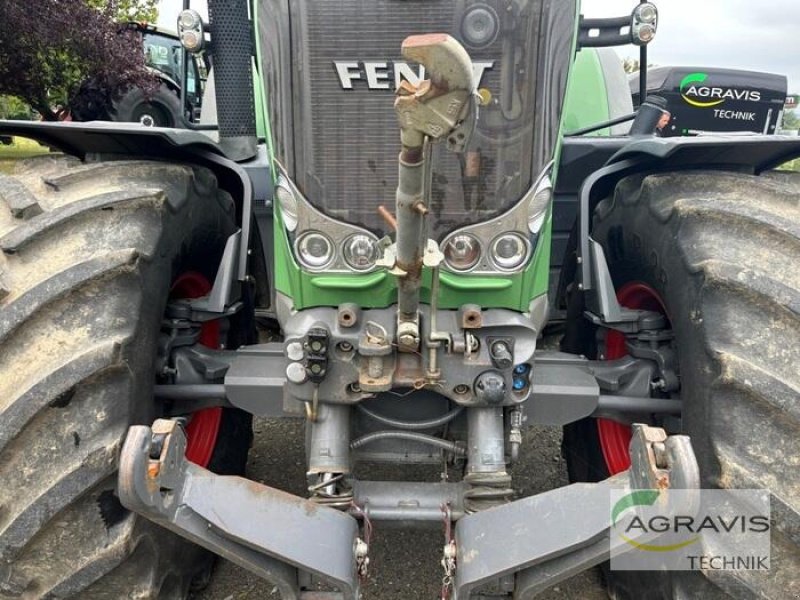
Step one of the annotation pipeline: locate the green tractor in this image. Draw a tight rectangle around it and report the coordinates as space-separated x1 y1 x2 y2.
0 1 798 599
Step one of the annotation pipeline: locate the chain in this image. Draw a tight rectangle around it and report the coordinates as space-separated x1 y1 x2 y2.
440 504 456 600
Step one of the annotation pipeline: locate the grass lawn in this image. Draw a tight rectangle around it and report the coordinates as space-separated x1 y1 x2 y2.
0 136 51 174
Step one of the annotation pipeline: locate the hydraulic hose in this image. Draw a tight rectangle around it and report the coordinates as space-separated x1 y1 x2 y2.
356 404 464 430
350 431 466 456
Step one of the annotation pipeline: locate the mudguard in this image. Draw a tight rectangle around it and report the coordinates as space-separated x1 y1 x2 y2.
558 134 800 291
0 120 255 280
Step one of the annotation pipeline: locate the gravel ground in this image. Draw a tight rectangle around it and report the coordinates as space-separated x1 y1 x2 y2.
194 418 608 600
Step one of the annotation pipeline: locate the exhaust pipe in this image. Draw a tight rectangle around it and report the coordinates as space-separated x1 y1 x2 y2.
393 34 475 351
206 0 258 161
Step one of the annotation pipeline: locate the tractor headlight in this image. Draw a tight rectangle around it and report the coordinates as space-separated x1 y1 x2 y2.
295 231 334 270
343 234 378 271
489 233 529 271
632 3 658 45
634 3 658 24
275 182 298 232
443 233 482 272
177 9 205 53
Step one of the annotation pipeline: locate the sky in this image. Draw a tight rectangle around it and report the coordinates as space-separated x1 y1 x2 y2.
158 0 800 93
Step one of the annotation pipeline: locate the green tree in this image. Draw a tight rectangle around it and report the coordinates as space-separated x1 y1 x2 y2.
87 0 158 23
783 107 800 131
0 0 158 120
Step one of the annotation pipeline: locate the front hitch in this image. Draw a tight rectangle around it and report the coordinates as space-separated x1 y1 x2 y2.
118 421 698 599
389 34 477 352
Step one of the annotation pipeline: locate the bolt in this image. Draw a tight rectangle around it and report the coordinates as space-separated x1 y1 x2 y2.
454 384 469 395
337 342 353 352
399 333 418 347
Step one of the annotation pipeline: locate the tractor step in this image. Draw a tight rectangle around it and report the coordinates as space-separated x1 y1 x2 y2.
118 421 698 599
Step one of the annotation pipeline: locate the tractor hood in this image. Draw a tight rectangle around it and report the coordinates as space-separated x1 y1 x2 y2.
258 0 577 240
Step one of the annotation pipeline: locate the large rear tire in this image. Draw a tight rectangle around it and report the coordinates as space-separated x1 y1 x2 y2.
562 170 800 598
0 155 250 598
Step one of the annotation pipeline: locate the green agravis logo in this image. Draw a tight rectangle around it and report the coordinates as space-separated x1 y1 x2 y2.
680 72 762 108
612 491 701 552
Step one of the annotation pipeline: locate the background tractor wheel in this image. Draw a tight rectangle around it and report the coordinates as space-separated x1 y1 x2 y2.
111 82 183 127
562 170 800 598
0 155 251 598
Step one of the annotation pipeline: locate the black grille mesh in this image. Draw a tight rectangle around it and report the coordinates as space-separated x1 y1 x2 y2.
295 0 519 238
279 0 573 239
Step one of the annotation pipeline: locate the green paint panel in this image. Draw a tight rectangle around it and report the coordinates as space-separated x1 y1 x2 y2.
274 202 553 312
562 49 612 135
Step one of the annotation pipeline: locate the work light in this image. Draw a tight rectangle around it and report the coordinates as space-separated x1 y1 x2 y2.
177 9 205 53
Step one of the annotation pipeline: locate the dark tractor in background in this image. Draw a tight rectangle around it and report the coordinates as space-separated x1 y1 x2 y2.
74 23 205 127
0 1 798 599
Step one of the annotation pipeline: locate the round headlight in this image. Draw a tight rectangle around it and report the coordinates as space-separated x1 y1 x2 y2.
444 233 481 272
177 9 202 30
179 30 203 53
461 4 499 49
490 233 528 271
275 184 298 232
635 23 656 44
634 3 658 24
343 234 377 271
295 231 334 270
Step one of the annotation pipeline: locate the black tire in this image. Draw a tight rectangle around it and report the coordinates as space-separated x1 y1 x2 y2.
111 82 183 128
562 170 800 598
0 155 251 598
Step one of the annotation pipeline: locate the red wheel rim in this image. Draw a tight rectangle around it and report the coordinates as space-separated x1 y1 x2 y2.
170 271 222 468
597 282 668 475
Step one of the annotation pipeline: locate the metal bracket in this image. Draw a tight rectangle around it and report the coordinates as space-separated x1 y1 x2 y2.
452 424 699 599
583 238 666 333
189 229 243 315
118 419 361 600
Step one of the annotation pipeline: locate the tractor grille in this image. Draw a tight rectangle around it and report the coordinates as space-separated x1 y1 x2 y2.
260 0 575 239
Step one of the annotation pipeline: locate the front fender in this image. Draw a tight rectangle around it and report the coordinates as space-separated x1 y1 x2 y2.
0 120 255 280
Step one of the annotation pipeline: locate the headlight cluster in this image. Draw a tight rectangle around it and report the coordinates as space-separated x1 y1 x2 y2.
441 169 553 274
276 174 380 273
631 2 658 46
177 9 205 53
276 164 552 277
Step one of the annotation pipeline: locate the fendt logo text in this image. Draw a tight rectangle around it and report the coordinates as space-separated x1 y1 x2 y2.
680 72 762 108
333 60 494 90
